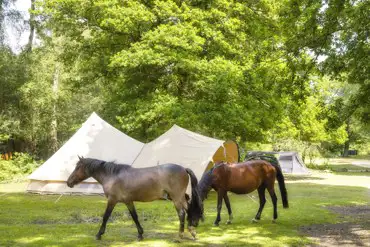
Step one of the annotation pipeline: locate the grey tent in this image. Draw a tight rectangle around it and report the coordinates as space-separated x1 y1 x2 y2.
246 151 309 175
278 152 309 174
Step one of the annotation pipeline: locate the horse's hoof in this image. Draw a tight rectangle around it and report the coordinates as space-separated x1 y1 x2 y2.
179 233 184 239
213 222 219 227
137 235 144 241
188 226 197 240
226 220 232 225
95 235 102 240
272 219 277 224
252 218 259 223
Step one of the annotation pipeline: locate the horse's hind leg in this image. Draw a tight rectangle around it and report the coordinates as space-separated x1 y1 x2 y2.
96 200 117 240
174 196 198 240
267 186 278 223
126 202 144 241
224 193 233 224
174 202 186 238
252 185 266 223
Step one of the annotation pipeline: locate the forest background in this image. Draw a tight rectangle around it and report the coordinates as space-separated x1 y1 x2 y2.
1 0 369 180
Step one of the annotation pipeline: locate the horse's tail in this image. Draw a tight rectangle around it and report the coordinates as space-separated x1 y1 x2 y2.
271 162 289 208
185 168 204 225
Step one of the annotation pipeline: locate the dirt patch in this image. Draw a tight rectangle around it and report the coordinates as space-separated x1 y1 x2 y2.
327 205 370 217
300 205 370 247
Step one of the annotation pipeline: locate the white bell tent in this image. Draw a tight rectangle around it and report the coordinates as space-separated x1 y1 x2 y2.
27 112 144 194
27 115 239 194
132 125 239 181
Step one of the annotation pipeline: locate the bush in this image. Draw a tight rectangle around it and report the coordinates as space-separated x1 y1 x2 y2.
0 152 41 182
306 162 330 171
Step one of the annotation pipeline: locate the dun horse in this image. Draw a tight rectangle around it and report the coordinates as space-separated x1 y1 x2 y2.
67 157 203 240
198 160 288 226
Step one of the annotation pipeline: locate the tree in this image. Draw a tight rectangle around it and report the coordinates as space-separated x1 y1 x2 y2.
0 46 26 142
280 0 370 125
35 0 310 142
268 75 348 161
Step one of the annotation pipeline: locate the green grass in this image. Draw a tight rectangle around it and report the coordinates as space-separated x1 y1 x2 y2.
0 182 369 247
307 161 370 176
328 164 370 176
347 155 370 160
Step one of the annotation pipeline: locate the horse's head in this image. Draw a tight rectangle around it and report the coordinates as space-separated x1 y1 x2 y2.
67 156 91 188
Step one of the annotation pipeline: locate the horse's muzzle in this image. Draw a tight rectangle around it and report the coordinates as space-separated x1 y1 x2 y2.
66 181 74 188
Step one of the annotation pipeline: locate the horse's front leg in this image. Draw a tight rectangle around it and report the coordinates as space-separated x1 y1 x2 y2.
126 202 144 241
214 190 224 226
224 193 233 224
96 200 116 240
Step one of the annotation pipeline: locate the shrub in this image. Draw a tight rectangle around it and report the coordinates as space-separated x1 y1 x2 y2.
0 153 41 182
306 162 330 171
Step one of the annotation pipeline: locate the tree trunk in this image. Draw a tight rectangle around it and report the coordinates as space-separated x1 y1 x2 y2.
26 0 35 52
0 2 4 45
302 143 309 163
342 119 350 157
50 64 59 153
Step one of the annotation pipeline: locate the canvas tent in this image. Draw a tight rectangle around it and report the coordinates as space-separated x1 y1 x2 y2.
245 151 309 175
132 125 239 181
27 112 145 194
278 151 309 174
27 115 239 194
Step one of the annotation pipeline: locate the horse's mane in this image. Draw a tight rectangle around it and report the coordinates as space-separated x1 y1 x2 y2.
81 158 130 175
198 162 226 201
198 170 213 201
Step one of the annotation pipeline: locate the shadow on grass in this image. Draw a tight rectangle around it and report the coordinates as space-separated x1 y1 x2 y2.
1 223 307 247
1 183 369 247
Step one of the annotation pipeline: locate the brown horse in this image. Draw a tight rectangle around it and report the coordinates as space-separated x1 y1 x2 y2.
66 157 203 241
198 160 288 226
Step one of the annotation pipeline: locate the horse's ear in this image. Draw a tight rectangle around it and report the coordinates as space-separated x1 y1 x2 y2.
77 155 83 161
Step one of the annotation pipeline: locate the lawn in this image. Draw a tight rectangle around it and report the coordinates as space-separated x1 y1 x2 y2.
0 179 369 247
328 164 370 176
309 156 370 176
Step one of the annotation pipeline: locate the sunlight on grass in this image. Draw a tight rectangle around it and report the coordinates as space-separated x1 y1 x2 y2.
0 182 27 193
0 182 369 246
16 236 45 244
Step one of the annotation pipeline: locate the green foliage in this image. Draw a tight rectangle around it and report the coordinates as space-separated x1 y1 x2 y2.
0 152 41 182
33 0 303 142
306 162 330 171
0 47 25 140
281 0 370 125
0 0 368 157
